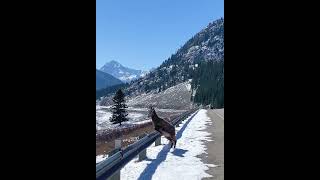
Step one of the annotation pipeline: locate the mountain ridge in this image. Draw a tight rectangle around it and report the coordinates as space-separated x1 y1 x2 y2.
126 18 224 95
99 60 148 83
96 69 123 90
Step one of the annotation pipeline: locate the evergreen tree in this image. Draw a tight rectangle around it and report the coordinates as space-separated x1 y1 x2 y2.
109 89 128 126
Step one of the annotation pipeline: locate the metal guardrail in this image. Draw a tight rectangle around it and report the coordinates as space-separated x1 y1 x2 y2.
96 108 198 180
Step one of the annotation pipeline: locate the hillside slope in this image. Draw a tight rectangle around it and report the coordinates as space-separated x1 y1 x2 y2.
96 69 123 90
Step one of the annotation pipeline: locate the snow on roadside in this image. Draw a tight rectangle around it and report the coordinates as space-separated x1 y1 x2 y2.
96 154 108 164
120 109 217 180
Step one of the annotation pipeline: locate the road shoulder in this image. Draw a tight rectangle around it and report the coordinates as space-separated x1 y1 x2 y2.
200 109 224 180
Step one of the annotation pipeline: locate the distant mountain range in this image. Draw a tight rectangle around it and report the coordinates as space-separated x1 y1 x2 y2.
96 69 123 90
99 60 148 83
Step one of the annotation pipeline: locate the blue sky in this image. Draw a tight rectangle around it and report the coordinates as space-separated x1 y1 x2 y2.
96 0 224 71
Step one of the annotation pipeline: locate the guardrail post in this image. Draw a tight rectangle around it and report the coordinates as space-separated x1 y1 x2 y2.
176 121 180 127
138 135 147 161
108 139 121 180
108 139 122 156
155 137 161 146
115 139 121 149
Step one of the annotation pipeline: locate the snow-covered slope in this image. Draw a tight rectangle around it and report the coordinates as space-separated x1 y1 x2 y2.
99 82 193 110
100 60 148 83
96 105 186 131
177 18 224 63
96 105 145 131
127 82 193 110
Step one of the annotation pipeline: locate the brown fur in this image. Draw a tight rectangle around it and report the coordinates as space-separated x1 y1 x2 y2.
148 106 176 148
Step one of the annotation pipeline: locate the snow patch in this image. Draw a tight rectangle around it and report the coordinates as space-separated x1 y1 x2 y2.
185 83 191 91
96 154 108 164
96 110 145 130
128 113 143 120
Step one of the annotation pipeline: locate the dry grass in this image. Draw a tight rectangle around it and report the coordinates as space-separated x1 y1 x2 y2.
96 124 154 155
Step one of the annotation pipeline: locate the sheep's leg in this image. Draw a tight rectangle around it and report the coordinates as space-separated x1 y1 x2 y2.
159 129 174 148
166 137 173 148
169 137 176 149
172 135 177 148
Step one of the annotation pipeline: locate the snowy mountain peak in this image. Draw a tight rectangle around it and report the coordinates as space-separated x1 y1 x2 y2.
108 60 121 68
100 60 148 83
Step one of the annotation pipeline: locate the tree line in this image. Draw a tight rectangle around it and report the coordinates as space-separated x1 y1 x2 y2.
191 60 224 108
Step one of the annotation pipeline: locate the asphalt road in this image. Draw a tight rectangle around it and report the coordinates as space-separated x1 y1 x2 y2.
201 109 224 180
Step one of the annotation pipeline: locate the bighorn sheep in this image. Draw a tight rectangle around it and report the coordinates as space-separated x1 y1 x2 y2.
148 106 176 148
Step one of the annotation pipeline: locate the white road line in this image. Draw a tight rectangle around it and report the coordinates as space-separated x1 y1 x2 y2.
214 110 224 120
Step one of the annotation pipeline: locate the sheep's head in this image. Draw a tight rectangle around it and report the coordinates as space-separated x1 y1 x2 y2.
148 105 155 118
